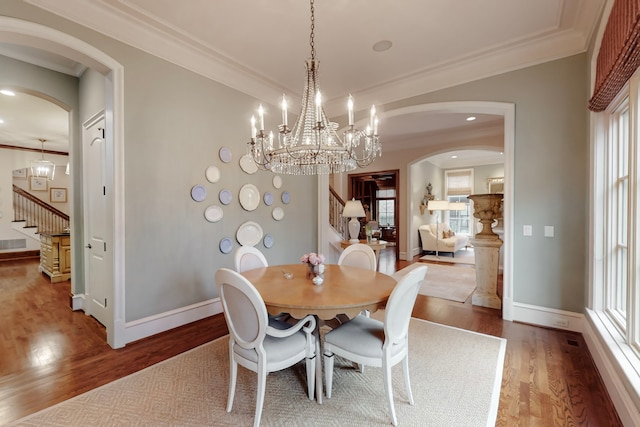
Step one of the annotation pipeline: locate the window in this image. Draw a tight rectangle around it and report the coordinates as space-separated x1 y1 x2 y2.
376 189 395 227
445 169 473 235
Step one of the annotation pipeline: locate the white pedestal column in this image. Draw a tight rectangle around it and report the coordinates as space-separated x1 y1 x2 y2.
469 237 502 309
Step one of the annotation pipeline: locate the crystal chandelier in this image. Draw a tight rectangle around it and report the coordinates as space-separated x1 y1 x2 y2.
247 0 381 175
31 138 56 181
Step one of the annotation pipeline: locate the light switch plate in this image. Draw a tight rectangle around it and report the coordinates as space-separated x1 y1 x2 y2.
523 225 532 236
544 226 554 237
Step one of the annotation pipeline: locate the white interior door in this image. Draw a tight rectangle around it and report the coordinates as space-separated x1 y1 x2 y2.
83 116 111 327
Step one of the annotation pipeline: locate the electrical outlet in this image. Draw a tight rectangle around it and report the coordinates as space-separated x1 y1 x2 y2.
544 226 554 237
553 318 569 328
523 225 532 236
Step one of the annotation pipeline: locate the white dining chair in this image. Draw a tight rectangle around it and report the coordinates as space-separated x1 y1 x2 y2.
338 243 377 271
234 245 269 272
215 268 317 427
322 265 428 426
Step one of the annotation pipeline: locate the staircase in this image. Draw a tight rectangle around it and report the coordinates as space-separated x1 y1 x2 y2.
12 184 69 239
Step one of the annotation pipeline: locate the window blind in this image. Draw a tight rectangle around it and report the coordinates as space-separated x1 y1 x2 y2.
589 0 640 112
446 169 473 196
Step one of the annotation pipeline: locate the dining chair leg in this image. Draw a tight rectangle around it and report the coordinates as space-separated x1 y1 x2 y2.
306 355 316 400
226 350 237 412
323 352 334 398
313 320 323 404
402 354 414 405
383 360 398 426
254 363 267 427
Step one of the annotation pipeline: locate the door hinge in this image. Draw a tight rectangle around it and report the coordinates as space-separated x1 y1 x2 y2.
104 298 107 308
104 242 107 252
98 127 105 139
103 186 106 196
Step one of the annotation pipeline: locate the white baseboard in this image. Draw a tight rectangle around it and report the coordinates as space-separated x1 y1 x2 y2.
71 293 85 311
511 302 584 333
123 298 223 344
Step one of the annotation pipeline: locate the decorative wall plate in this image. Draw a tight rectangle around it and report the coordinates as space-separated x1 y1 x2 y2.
239 154 258 174
219 146 232 163
272 175 282 189
236 221 264 246
263 234 274 248
272 207 284 221
205 165 221 183
191 185 206 202
219 237 233 254
219 189 232 205
263 191 274 206
204 205 223 222
239 184 260 211
281 191 291 204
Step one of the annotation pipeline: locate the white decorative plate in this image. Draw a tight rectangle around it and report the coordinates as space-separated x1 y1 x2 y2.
263 191 274 206
219 147 232 163
272 207 284 221
219 237 233 254
239 184 260 211
281 191 291 204
204 205 223 222
191 185 206 202
263 234 274 248
272 175 282 189
236 221 264 246
205 165 221 183
219 189 232 205
239 154 258 174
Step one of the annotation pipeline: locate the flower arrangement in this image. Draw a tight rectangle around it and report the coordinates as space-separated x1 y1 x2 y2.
301 252 325 265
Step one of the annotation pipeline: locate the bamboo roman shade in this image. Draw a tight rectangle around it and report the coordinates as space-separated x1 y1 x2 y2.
446 170 473 196
589 0 640 112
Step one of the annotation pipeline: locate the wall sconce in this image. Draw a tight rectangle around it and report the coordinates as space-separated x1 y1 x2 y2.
419 182 436 214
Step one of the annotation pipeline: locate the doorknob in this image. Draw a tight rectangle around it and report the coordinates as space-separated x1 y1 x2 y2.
85 244 92 249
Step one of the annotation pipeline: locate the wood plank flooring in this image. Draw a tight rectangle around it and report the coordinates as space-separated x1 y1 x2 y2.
0 250 622 426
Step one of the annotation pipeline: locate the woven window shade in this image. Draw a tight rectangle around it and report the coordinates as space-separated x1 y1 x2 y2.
589 0 640 112
446 170 472 196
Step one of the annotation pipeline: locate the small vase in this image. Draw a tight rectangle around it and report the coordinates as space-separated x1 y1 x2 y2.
314 264 325 275
312 275 324 286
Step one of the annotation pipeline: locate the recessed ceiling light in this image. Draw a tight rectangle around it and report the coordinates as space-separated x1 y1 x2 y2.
451 155 458 159
0 118 4 124
466 116 476 121
372 40 392 52
0 89 15 96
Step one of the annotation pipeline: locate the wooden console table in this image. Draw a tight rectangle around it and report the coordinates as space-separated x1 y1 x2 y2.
39 232 71 283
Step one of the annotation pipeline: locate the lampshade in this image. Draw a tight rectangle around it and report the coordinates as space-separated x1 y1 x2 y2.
342 198 366 243
449 202 467 211
342 199 366 218
427 200 449 211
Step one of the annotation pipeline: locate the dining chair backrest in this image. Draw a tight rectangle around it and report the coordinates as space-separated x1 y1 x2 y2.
384 265 427 347
234 246 268 273
216 268 268 350
338 243 376 271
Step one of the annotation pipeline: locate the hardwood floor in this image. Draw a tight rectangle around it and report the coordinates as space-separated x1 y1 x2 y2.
0 250 622 426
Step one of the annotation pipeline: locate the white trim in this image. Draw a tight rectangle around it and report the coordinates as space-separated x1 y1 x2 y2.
511 302 584 333
124 299 223 344
584 309 640 426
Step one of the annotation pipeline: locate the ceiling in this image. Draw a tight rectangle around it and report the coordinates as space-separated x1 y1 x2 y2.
0 0 605 165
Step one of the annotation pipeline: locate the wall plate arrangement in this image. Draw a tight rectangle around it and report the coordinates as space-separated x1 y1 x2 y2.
204 205 223 222
219 146 232 163
205 165 221 183
236 221 263 246
272 207 284 221
263 234 274 248
239 154 258 174
219 189 232 205
239 184 260 211
191 184 207 202
272 175 282 189
219 237 234 254
263 191 274 206
281 191 291 204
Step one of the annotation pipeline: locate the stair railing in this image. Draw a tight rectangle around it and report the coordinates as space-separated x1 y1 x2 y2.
329 186 350 240
12 184 69 234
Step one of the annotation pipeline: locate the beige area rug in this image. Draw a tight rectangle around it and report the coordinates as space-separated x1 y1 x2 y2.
420 247 475 265
418 263 476 302
10 318 506 427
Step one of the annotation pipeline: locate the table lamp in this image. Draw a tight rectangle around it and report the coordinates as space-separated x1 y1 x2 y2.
343 198 366 243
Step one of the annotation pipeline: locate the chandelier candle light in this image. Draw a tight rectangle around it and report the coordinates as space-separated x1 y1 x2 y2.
31 138 56 181
247 0 381 175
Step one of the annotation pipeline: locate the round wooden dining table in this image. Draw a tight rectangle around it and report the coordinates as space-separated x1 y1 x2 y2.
240 263 397 403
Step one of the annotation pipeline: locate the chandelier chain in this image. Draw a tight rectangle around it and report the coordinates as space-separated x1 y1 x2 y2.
309 0 315 60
